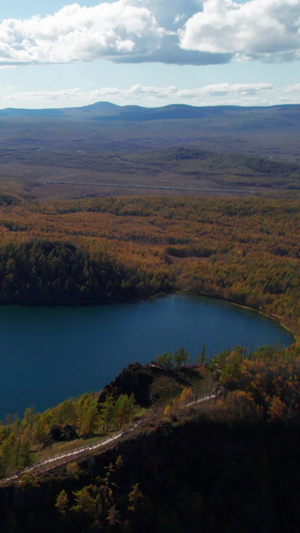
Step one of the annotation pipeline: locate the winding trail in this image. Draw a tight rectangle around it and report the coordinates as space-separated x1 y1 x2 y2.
0 392 219 487
0 423 139 488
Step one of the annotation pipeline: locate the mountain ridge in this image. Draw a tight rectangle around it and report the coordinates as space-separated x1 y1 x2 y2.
1 101 300 122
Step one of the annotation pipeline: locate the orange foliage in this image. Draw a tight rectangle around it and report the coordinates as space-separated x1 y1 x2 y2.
0 195 298 334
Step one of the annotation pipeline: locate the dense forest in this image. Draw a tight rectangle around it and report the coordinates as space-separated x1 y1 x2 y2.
0 240 170 304
0 195 298 336
1 343 300 532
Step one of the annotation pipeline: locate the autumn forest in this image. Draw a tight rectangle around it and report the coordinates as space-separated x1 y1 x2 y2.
0 194 298 336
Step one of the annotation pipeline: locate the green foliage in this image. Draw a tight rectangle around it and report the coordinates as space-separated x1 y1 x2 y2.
99 394 116 432
18 473 40 489
173 347 190 367
156 348 190 369
77 396 100 436
0 387 138 480
0 240 171 305
150 375 183 405
113 393 135 428
219 350 243 391
196 343 208 364
55 489 69 515
68 456 125 528
66 462 82 480
156 352 173 369
71 486 97 516
1 432 32 476
54 455 144 530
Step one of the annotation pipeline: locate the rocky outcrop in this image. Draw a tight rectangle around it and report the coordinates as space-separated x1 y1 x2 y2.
98 362 163 407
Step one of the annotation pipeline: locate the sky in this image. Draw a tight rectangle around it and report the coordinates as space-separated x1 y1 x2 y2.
0 0 299 109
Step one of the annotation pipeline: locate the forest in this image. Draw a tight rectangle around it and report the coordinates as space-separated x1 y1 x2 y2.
0 195 298 335
0 240 168 304
0 191 299 531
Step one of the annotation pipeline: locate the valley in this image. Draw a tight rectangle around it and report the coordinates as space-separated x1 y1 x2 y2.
0 103 300 200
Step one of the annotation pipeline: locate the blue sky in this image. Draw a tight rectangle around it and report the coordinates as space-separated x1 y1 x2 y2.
0 0 299 109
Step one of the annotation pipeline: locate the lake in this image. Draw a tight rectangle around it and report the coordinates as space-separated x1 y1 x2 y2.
0 293 294 419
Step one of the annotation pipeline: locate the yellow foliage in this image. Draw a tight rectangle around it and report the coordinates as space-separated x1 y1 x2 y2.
164 405 172 417
268 396 288 421
66 462 81 479
179 388 194 406
55 489 69 514
227 390 259 420
0 196 298 333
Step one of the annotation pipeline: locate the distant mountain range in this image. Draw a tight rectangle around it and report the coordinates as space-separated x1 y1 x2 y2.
1 101 300 125
0 102 299 176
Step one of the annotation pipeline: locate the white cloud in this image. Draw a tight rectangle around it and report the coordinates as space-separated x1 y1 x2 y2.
0 2 165 65
5 82 274 105
0 0 299 66
181 82 274 97
284 82 300 92
6 88 84 102
180 0 300 62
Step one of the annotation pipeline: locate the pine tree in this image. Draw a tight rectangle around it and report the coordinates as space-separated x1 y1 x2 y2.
55 489 70 515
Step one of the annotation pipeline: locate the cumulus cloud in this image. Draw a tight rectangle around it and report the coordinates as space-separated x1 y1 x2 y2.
112 33 232 64
0 2 165 65
0 0 299 66
180 0 300 62
122 0 200 29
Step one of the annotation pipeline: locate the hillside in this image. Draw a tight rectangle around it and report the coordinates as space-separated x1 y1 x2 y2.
1 345 300 532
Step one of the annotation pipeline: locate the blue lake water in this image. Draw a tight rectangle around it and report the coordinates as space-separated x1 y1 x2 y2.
0 293 294 419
